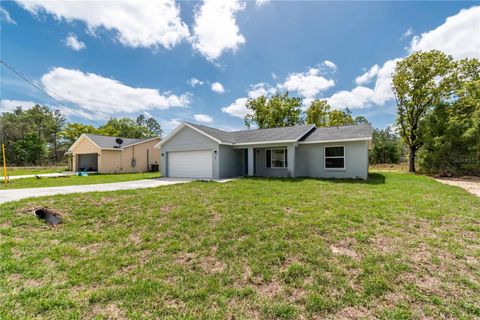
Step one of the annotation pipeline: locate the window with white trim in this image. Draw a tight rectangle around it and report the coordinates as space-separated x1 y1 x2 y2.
325 146 345 169
266 148 288 168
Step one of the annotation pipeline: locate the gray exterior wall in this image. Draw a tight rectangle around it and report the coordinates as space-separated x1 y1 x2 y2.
160 126 369 180
254 146 290 178
160 126 220 179
218 145 244 178
295 140 369 179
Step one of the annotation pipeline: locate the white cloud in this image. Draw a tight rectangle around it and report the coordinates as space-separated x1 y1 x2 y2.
328 6 480 110
255 0 270 6
1 99 37 112
281 67 335 101
221 97 249 119
188 78 204 87
192 0 246 61
323 60 337 71
40 67 190 117
194 114 213 123
401 28 413 40
211 82 225 93
168 118 182 127
0 7 16 24
17 0 189 49
328 58 399 109
355 64 379 85
221 82 276 118
222 66 336 118
247 82 276 99
327 86 374 110
64 33 86 51
410 6 480 59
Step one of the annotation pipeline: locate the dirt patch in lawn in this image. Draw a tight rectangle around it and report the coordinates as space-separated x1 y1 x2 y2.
160 204 176 212
325 306 372 320
434 176 480 197
330 238 359 260
90 303 127 320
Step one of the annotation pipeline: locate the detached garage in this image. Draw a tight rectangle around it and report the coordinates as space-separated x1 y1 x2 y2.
68 133 161 174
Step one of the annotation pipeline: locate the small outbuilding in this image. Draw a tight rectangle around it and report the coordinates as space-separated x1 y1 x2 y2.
68 134 161 173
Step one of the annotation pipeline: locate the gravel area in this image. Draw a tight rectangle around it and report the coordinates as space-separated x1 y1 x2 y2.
434 176 480 197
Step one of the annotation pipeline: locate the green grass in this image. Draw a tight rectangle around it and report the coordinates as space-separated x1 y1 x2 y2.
1 172 479 319
0 172 160 189
5 166 68 176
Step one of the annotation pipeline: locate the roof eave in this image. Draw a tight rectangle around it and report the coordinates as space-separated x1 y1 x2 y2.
298 137 372 144
121 137 161 148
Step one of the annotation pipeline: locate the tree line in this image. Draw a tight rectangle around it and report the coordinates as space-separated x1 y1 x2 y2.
0 107 163 166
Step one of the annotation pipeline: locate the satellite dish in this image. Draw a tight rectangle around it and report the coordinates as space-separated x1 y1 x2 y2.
116 138 123 145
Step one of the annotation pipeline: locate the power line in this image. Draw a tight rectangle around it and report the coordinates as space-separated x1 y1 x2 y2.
0 60 102 126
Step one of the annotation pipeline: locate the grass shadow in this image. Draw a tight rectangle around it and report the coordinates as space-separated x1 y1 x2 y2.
242 173 386 185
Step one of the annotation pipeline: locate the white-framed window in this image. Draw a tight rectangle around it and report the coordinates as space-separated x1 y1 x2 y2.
324 146 345 170
266 148 288 168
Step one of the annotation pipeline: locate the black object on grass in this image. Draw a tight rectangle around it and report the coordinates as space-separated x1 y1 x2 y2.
34 208 62 225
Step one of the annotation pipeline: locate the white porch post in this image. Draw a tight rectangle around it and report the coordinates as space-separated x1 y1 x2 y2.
247 147 254 176
287 143 296 178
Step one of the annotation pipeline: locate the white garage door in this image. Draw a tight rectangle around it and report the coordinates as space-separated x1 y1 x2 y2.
168 150 213 179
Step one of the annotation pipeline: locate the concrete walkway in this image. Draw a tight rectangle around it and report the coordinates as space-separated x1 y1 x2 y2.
1 172 76 180
0 178 193 204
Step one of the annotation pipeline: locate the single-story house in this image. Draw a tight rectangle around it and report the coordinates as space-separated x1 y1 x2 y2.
155 122 372 180
68 134 161 173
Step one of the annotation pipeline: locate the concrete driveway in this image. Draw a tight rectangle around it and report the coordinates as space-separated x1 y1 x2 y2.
0 178 192 204
1 172 76 180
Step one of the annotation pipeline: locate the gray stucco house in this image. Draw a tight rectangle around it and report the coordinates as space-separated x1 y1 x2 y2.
155 122 372 180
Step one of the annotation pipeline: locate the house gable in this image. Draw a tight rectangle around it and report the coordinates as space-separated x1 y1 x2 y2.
69 134 101 154
159 125 219 152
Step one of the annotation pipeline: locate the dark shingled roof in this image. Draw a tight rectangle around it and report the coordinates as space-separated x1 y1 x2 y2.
84 134 159 149
185 123 371 144
300 124 372 143
185 123 238 143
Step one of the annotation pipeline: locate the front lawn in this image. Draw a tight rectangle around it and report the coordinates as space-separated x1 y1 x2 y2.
5 166 68 176
1 172 479 319
0 172 160 189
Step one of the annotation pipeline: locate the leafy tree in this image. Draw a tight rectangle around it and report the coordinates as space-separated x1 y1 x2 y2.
0 105 68 165
136 114 146 126
369 127 401 164
144 117 163 137
49 109 67 163
305 99 330 127
328 109 355 126
306 100 366 127
353 116 369 124
392 50 455 172
12 133 47 165
136 115 163 137
98 118 153 138
244 92 303 128
61 123 98 145
419 58 480 175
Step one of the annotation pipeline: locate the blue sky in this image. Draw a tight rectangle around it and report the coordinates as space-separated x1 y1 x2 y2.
1 1 479 133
